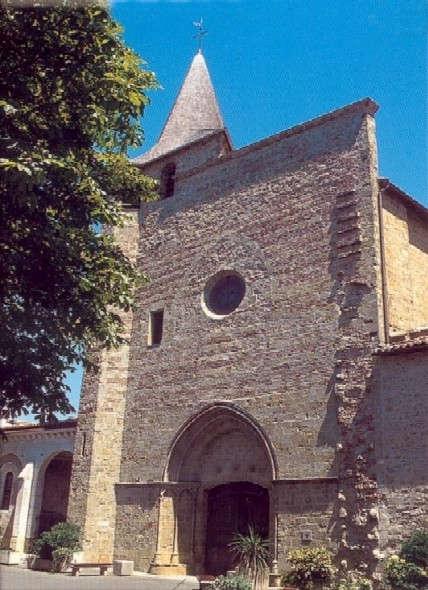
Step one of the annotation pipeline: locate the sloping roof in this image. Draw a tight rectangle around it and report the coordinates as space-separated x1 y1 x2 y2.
134 51 226 165
0 418 77 432
376 338 428 355
376 329 428 355
379 178 428 221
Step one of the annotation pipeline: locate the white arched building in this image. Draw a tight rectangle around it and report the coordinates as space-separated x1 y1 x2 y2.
0 419 76 565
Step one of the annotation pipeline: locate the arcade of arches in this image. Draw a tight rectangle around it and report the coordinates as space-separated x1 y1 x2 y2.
37 451 73 535
0 421 75 563
150 405 275 576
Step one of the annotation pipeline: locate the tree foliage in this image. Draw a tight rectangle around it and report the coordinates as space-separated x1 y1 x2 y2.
0 2 158 419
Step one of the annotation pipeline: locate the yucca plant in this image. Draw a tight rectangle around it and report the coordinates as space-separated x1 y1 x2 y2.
229 526 270 590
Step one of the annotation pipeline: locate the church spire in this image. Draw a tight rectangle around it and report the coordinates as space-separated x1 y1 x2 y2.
134 52 226 164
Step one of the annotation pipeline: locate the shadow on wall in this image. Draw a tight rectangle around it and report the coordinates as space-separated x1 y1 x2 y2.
316 186 370 475
37 451 73 535
114 484 159 510
316 370 340 470
373 354 428 488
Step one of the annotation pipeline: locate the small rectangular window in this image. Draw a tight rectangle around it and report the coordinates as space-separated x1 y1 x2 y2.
81 432 87 457
148 309 164 347
160 163 176 199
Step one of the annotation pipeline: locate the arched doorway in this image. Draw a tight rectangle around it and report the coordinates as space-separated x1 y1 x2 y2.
206 482 269 575
152 404 276 575
38 452 73 534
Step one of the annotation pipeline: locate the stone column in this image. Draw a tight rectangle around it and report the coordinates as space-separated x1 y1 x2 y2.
11 462 34 554
25 458 46 544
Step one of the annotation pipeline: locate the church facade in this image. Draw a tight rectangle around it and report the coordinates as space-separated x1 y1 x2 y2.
68 52 428 576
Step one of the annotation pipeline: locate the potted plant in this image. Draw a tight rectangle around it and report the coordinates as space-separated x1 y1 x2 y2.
31 521 81 573
283 546 336 590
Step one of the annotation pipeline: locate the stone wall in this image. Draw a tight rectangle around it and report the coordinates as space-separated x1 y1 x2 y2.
67 209 139 562
113 483 160 571
373 350 428 554
113 100 384 572
142 131 231 180
274 479 338 559
382 188 428 335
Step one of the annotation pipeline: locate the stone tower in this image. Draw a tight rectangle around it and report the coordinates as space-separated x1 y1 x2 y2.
69 51 428 574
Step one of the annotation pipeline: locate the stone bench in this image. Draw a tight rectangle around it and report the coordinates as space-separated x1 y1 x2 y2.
71 562 112 576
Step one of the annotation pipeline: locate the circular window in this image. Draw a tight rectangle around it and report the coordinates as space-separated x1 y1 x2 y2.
203 271 246 317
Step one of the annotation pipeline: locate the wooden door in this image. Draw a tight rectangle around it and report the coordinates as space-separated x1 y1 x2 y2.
205 482 269 575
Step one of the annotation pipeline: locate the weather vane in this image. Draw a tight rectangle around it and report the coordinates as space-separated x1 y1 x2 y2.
193 18 208 52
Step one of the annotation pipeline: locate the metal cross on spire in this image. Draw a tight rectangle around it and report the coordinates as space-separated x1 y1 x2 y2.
193 18 208 52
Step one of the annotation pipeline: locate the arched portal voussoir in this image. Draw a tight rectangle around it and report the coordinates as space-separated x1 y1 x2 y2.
164 403 277 484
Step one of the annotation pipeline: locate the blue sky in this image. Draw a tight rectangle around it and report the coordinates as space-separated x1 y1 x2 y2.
65 0 427 415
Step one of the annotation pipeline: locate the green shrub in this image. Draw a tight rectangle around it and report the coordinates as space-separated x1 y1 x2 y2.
284 546 336 590
400 531 428 568
32 522 81 561
213 574 252 590
384 556 428 590
335 573 373 590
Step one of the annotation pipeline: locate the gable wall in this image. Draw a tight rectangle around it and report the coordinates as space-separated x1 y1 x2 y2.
382 189 428 335
140 132 230 181
114 106 384 570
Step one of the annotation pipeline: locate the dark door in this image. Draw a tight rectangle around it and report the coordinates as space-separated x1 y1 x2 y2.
205 482 269 575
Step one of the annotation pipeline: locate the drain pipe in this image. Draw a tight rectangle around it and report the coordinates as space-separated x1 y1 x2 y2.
377 180 391 345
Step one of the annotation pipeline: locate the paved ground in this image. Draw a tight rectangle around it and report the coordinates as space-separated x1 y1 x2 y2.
0 565 200 590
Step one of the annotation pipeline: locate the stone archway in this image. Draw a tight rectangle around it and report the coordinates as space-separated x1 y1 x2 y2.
152 404 275 576
37 451 73 535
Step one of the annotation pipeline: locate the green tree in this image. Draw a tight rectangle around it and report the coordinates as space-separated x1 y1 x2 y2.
0 2 158 420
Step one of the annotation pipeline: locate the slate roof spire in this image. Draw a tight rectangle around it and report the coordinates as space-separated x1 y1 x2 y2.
134 51 226 164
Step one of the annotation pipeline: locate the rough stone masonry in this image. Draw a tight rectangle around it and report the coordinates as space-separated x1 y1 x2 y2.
68 51 428 577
